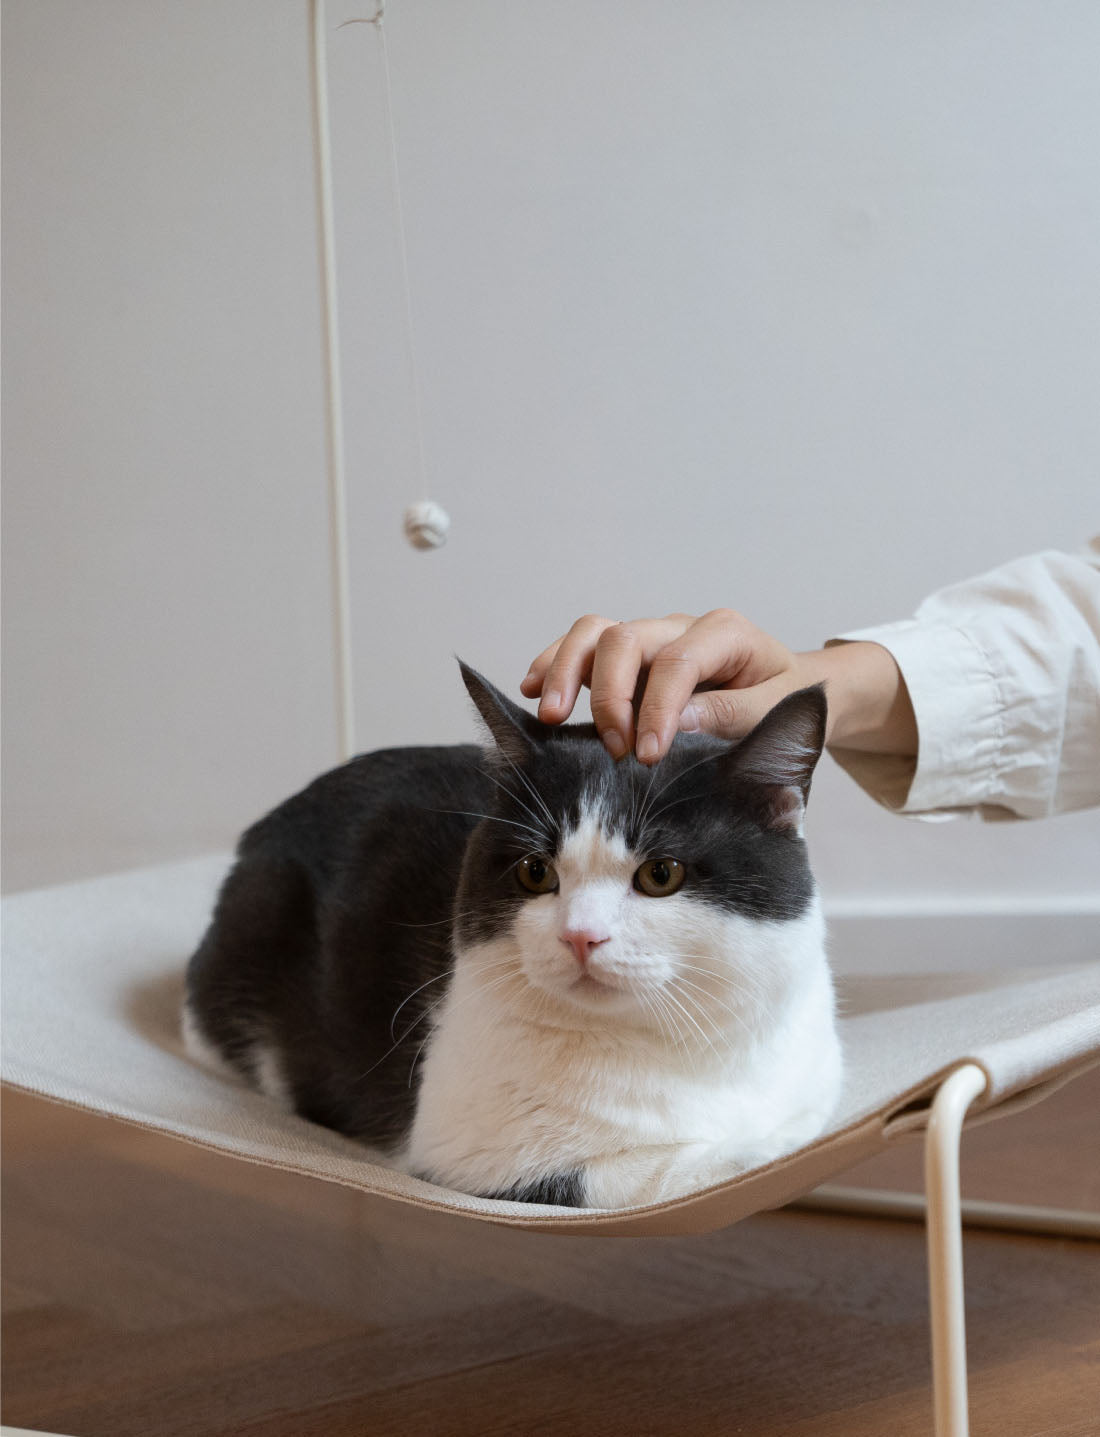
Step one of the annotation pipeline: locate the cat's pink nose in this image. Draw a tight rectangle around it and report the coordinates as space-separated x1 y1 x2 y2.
559 928 610 967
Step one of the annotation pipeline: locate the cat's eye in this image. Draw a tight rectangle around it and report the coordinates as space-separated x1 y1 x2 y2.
634 858 685 897
517 854 559 894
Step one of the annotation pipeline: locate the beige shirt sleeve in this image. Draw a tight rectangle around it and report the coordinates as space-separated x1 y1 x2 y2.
825 538 1100 821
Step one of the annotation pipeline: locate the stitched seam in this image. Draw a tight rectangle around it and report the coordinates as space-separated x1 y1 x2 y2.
954 619 1011 810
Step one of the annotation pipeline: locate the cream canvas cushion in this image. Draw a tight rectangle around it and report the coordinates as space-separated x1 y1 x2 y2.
3 856 1098 1237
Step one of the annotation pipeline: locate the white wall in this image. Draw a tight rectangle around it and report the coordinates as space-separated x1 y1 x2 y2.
4 3 1099 944
3 0 339 888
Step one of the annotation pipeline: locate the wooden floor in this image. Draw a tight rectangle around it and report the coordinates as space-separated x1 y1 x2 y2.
3 1070 1098 1437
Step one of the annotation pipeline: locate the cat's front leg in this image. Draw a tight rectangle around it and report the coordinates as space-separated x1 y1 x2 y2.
579 1140 770 1209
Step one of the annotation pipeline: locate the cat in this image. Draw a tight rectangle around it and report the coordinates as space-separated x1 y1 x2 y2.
183 663 842 1209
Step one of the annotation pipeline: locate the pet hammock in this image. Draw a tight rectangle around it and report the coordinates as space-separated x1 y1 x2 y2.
4 856 1099 1437
5 6 1099 1436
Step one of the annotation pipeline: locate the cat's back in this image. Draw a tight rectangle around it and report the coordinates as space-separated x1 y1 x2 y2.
239 743 489 875
191 740 491 995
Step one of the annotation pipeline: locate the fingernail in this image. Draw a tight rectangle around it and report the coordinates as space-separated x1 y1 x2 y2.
603 730 627 760
679 703 700 732
636 731 659 763
522 669 538 689
541 690 562 714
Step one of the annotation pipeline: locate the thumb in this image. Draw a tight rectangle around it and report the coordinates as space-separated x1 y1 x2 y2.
680 677 800 742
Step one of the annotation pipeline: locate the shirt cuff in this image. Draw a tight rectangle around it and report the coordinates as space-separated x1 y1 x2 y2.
824 620 1009 819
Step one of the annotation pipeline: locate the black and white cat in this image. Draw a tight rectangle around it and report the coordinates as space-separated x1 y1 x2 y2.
183 664 842 1208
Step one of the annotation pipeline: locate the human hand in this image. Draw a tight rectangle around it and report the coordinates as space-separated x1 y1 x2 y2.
520 610 916 765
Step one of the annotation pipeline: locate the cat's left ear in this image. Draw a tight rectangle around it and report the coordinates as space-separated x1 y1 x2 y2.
719 685 827 834
458 660 553 765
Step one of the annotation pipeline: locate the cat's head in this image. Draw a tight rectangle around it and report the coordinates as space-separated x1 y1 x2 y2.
453 662 829 1041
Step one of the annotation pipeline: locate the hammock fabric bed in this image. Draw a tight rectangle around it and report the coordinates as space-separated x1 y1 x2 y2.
3 854 1099 1433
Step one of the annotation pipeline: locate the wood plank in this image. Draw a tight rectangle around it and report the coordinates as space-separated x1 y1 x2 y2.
3 1081 1098 1437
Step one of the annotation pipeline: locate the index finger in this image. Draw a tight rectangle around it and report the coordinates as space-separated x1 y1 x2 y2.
634 610 759 763
588 615 697 758
520 614 621 723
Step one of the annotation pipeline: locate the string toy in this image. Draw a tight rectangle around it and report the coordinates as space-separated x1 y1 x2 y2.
311 0 445 761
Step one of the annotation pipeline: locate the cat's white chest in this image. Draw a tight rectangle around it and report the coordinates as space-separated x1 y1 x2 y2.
404 966 664 1190
402 912 841 1206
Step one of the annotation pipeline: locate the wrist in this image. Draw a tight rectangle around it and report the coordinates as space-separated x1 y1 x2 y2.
798 642 917 755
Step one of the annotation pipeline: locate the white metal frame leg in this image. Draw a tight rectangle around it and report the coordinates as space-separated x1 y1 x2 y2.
924 1062 988 1437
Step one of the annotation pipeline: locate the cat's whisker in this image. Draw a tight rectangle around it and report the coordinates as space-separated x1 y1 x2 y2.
632 762 663 837
672 974 756 1028
647 1000 681 1069
671 963 768 1027
670 977 749 1046
402 950 535 1082
636 987 686 1060
495 749 559 833
650 989 706 1071
391 940 530 1028
634 750 717 836
670 950 770 987
401 967 520 1090
659 984 721 1064
355 957 521 1080
626 766 650 845
407 1035 431 1089
484 755 558 837
637 982 685 1049
389 913 467 931
390 899 521 931
431 808 545 842
639 790 713 828
692 876 778 898
629 752 698 833
479 767 551 839
388 969 454 1038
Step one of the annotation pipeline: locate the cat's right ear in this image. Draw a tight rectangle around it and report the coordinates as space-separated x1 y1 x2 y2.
718 684 827 834
458 661 552 766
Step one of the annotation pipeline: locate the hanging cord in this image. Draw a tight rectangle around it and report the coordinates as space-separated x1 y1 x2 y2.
310 0 356 761
346 4 433 507
311 0 432 761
